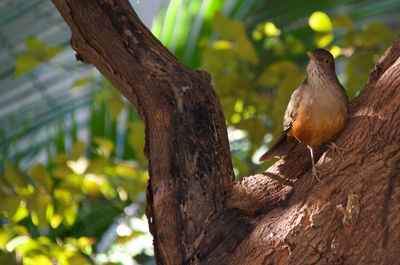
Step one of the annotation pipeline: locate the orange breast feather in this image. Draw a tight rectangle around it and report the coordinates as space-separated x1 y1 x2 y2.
290 109 346 146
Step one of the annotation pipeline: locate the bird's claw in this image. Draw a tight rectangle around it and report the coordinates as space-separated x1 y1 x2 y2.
328 142 346 162
312 166 323 183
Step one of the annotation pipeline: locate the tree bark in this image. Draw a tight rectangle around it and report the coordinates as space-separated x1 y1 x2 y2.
51 1 400 264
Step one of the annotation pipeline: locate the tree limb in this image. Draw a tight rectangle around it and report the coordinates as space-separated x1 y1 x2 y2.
51 1 234 264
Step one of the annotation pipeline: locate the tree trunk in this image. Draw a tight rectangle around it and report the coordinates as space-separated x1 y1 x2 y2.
51 1 400 264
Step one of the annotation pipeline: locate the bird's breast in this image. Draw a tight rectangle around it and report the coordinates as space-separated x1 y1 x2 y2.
290 86 348 146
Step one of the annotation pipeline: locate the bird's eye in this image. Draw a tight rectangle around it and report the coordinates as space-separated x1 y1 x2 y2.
323 58 330 64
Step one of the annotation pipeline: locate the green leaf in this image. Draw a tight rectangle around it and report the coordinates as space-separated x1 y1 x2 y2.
128 121 146 165
71 141 86 160
44 46 64 59
52 153 70 164
4 161 28 188
53 189 77 227
252 28 263 41
13 52 40 77
211 12 259 64
363 22 391 47
256 67 279 87
333 15 354 30
71 77 91 89
285 35 305 54
86 158 108 174
263 37 285 56
64 203 78 227
108 97 124 120
0 195 21 218
29 164 52 190
0 176 14 197
309 11 333 32
14 37 64 78
236 36 259 64
93 137 115 158
115 165 138 178
67 254 91 265
25 37 64 59
12 204 29 223
25 37 45 54
0 250 19 265
201 48 237 79
25 190 51 228
211 12 242 41
52 165 74 178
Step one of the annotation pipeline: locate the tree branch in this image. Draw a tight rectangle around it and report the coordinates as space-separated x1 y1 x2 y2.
229 38 400 264
51 1 234 264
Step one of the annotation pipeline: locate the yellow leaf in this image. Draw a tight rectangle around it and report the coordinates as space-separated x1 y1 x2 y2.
49 214 63 229
231 113 241 124
252 29 263 41
71 77 90 89
234 99 244 113
314 32 333 48
83 174 104 197
115 165 138 178
212 40 232 50
264 22 281 36
309 11 333 32
22 255 53 265
329 45 341 58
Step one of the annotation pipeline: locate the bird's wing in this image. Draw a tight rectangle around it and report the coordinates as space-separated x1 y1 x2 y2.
258 84 305 162
283 83 305 131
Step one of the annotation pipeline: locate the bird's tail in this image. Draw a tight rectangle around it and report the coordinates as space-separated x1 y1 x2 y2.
258 132 297 162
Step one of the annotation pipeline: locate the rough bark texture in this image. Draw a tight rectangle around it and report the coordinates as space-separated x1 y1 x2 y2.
51 1 400 264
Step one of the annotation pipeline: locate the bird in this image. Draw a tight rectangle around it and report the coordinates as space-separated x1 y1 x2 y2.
259 49 349 182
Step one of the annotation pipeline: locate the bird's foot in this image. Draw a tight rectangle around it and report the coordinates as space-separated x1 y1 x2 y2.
327 142 346 162
312 166 323 183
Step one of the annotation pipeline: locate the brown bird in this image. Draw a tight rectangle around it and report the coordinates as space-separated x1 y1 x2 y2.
259 49 349 182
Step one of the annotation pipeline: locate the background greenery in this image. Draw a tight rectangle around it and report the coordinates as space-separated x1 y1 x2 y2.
0 0 399 264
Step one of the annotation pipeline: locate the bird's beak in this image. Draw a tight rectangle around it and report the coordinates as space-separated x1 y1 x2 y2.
307 51 317 61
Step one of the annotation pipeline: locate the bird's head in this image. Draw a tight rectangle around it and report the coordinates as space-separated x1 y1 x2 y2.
306 49 338 83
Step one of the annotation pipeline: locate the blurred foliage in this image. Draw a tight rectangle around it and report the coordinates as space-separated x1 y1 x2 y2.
201 11 397 178
13 37 64 78
0 137 149 264
1 1 399 265
4 36 151 264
